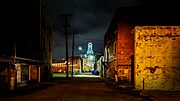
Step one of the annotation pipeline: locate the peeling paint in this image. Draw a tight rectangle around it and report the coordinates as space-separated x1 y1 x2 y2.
135 26 180 91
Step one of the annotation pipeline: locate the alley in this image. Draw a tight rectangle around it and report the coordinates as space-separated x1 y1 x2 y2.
0 78 143 101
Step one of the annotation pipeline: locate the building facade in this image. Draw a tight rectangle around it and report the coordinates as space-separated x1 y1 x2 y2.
96 55 104 77
0 0 53 91
82 42 95 72
104 7 180 90
68 56 83 74
52 56 83 75
134 26 180 91
52 59 66 73
40 1 53 81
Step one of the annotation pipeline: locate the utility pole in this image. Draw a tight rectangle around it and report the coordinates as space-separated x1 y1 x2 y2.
65 14 69 79
71 32 74 78
71 32 78 78
61 14 71 79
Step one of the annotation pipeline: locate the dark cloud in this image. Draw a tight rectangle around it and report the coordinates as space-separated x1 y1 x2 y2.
43 0 143 59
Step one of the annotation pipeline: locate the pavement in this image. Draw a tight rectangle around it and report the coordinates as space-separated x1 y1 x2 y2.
139 90 180 101
0 81 54 97
99 78 180 101
0 77 180 101
0 78 142 101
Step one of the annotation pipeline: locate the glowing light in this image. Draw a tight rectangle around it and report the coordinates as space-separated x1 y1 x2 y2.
89 55 94 60
78 46 82 51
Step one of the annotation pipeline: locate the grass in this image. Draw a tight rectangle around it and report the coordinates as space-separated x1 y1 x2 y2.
52 72 72 77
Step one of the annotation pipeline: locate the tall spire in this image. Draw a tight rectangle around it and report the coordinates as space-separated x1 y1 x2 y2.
86 42 94 55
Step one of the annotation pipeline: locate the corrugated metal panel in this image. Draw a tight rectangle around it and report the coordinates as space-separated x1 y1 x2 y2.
135 26 180 91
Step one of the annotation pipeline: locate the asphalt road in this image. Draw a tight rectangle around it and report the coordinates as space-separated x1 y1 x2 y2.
1 77 179 101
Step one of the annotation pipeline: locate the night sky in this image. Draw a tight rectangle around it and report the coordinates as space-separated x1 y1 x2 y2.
43 0 178 59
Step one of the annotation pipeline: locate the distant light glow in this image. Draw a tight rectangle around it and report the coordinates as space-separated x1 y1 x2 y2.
78 46 82 51
89 55 94 60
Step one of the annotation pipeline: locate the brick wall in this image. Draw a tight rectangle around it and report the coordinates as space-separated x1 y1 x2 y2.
117 24 134 65
116 23 134 83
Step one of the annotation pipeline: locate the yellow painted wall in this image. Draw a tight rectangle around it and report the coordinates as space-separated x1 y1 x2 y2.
135 26 180 91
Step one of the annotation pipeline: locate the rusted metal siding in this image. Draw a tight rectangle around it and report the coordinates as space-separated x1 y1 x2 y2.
135 26 180 91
